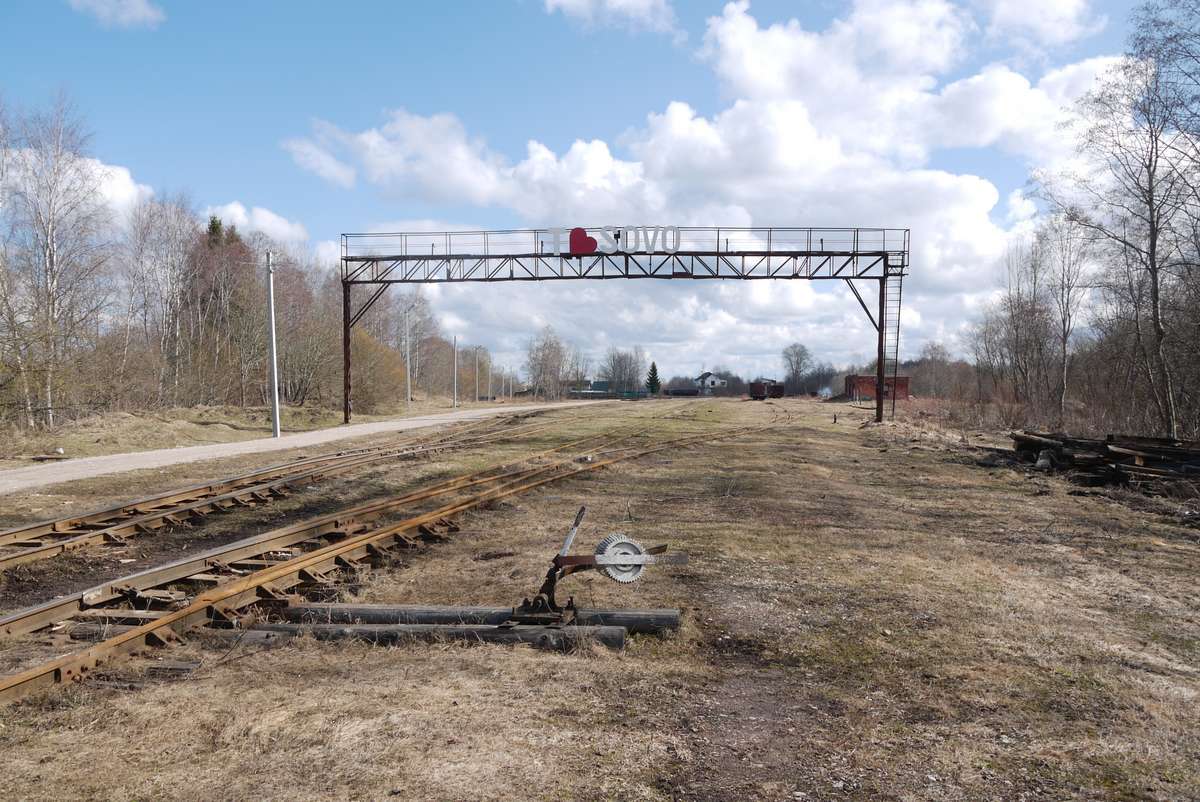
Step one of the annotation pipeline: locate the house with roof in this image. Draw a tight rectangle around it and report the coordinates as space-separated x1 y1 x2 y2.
694 371 728 395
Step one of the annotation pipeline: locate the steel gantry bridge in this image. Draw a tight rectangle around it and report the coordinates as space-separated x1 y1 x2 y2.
340 226 909 422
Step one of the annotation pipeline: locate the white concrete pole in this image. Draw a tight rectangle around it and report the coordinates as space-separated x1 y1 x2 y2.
266 250 281 438
404 306 411 414
453 335 458 408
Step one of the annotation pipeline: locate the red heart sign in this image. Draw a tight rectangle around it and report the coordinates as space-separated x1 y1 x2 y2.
569 227 597 254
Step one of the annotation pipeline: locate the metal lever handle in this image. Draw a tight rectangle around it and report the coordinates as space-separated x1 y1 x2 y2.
558 506 587 556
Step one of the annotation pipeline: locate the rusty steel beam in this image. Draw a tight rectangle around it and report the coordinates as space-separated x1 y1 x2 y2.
252 622 628 650
282 603 681 635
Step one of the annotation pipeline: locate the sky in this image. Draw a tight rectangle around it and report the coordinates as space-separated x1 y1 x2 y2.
0 0 1137 381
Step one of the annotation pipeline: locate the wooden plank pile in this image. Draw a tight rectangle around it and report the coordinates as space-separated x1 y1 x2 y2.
1011 430 1200 489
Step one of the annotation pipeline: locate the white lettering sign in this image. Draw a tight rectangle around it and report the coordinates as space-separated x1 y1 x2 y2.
545 226 680 255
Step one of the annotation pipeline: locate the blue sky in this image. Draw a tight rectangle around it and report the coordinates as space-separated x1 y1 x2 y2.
0 0 1138 379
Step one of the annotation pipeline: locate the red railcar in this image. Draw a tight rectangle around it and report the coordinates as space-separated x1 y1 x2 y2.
749 381 784 400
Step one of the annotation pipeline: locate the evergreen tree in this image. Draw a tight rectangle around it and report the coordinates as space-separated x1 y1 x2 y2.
206 215 224 247
645 361 661 395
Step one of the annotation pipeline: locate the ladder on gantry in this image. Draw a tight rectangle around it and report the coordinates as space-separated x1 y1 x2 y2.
882 259 905 417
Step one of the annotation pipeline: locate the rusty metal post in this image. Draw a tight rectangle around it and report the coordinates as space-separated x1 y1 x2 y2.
876 277 885 423
342 281 352 424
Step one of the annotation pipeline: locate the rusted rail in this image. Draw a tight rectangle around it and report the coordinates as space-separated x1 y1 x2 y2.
0 426 634 638
0 412 576 572
0 414 774 703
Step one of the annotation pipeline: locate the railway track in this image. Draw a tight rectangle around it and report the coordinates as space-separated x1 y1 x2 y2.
0 408 776 704
0 411 577 572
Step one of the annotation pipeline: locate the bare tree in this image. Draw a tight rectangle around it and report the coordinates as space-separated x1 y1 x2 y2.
782 343 811 395
1037 215 1091 426
564 345 590 390
1037 56 1191 436
596 345 648 394
524 326 567 399
125 195 200 404
0 99 39 429
917 342 952 398
8 96 113 427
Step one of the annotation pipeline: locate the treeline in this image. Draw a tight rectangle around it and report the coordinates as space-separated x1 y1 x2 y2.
522 326 650 398
657 342 840 398
967 2 1200 438
0 97 498 431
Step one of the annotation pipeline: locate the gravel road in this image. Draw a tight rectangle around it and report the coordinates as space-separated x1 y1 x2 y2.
0 402 595 496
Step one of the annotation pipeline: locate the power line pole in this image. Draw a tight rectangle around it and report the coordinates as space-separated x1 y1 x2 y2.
474 347 479 403
486 357 491 403
452 335 458 408
266 250 281 438
404 305 411 415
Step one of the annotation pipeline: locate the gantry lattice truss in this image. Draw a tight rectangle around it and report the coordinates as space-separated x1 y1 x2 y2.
339 227 910 421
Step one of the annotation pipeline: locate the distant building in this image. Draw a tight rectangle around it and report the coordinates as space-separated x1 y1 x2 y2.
843 375 910 401
694 371 728 395
749 379 784 400
566 379 650 400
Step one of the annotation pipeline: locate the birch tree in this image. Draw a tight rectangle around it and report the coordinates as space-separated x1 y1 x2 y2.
1037 57 1191 437
8 97 112 427
1037 215 1091 426
0 98 37 428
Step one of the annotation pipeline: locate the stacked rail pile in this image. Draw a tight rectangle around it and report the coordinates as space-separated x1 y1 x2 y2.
1011 430 1200 488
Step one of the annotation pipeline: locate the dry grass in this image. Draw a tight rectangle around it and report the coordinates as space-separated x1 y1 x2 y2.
0 397 518 468
0 399 1197 800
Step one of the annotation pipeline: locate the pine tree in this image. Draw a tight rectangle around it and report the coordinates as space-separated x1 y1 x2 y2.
206 215 224 247
645 361 661 395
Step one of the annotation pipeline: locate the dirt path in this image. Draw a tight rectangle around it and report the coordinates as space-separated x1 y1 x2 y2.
2 400 1197 800
0 402 595 496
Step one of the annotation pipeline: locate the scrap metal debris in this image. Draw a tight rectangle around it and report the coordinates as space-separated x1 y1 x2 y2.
1011 430 1200 490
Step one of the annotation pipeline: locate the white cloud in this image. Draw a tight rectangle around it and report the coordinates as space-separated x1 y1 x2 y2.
282 0 1123 370
67 0 165 29
977 0 1106 48
545 0 680 36
313 239 341 266
2 150 153 222
1005 188 1037 224
366 219 481 233
701 0 971 92
204 201 309 245
282 138 356 189
91 158 155 219
699 1 1111 168
927 57 1117 167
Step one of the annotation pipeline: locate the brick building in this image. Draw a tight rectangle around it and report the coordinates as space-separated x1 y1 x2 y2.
843 375 910 401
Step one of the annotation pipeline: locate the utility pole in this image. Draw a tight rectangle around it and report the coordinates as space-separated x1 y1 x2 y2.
486 358 491 403
474 347 479 403
266 251 281 438
404 305 412 414
452 335 458 408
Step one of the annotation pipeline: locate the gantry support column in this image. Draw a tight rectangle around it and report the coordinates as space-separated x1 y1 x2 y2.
876 277 886 424
342 281 352 424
